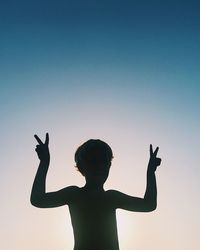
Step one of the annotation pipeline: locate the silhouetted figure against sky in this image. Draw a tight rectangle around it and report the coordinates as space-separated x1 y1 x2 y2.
31 133 161 250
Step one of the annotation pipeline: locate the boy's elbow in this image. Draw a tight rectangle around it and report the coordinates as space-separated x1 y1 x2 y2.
30 198 39 207
148 202 157 212
30 195 44 208
144 201 157 212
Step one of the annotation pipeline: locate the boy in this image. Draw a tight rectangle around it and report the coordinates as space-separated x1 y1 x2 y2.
31 133 161 250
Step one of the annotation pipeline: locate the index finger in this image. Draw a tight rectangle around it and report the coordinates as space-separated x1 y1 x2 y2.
34 134 43 145
45 133 49 145
150 144 153 156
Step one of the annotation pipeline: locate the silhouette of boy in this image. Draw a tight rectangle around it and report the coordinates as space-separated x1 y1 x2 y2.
31 133 161 250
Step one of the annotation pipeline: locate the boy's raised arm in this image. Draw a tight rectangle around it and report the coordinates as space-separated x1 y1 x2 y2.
110 145 161 212
143 144 161 210
30 133 76 208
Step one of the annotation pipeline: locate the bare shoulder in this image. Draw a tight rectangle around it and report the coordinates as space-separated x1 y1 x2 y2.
63 185 80 191
105 189 123 201
106 189 123 196
106 189 137 205
59 185 81 205
56 185 80 199
61 185 80 195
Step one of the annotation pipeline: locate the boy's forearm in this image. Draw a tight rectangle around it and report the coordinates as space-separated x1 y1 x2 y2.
30 159 49 205
144 167 157 210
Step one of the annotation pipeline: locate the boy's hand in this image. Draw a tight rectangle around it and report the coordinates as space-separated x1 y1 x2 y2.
148 144 161 172
34 133 50 162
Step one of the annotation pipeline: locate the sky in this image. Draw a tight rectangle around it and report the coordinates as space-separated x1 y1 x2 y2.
0 1 200 249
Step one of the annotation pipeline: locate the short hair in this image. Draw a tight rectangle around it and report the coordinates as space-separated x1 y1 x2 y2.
74 139 113 176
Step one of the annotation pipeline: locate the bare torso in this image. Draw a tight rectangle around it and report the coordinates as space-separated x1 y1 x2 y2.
68 187 119 250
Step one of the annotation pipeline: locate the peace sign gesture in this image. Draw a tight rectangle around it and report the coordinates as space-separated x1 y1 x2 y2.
34 133 50 162
148 144 161 172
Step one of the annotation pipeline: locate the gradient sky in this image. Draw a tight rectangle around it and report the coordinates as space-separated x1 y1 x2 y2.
1 1 200 250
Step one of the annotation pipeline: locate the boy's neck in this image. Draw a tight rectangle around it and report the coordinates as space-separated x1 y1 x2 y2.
83 182 105 191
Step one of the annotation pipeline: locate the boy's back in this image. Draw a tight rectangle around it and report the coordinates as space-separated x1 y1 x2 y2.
69 187 119 250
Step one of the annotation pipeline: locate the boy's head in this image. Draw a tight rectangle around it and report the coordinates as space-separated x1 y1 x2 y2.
75 139 113 177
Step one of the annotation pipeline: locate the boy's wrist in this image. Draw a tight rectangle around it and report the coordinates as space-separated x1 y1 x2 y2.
39 158 50 166
147 164 156 174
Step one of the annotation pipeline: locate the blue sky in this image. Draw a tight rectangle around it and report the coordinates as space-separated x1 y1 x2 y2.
1 1 200 250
